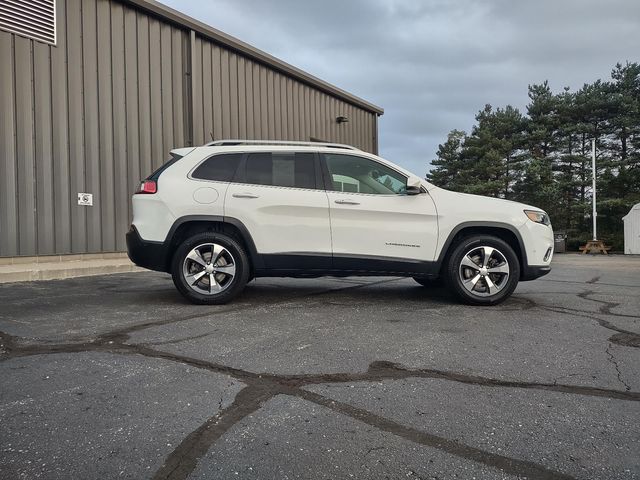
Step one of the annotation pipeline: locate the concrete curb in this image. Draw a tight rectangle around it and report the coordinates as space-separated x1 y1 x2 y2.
0 258 144 284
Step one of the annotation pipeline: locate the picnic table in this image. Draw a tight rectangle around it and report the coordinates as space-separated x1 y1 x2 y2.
579 240 612 254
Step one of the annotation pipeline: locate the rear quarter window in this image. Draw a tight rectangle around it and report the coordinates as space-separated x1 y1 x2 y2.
146 157 178 181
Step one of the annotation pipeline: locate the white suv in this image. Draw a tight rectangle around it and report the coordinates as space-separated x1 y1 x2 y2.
127 141 553 305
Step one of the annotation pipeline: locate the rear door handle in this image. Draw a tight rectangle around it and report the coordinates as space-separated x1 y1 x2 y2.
334 199 360 205
232 193 260 199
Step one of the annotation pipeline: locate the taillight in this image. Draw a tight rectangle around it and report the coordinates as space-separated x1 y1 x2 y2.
135 180 157 194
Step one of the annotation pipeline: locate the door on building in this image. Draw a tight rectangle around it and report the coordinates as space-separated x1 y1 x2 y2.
321 152 438 273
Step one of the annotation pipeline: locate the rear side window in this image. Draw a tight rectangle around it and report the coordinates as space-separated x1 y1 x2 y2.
145 150 192 181
192 153 242 182
245 152 316 189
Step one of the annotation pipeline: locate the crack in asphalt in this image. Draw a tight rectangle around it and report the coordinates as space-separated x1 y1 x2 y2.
297 389 577 480
1 278 639 480
151 385 273 480
5 278 403 347
290 361 640 401
2 329 638 480
577 290 640 318
540 277 640 289
537 302 639 344
533 289 640 348
605 343 632 392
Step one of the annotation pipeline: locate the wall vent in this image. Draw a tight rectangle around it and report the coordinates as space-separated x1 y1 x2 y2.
0 0 56 45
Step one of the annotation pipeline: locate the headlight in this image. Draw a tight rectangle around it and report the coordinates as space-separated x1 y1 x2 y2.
524 210 551 226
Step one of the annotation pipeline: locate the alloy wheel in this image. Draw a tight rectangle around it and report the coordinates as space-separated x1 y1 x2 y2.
458 246 510 297
182 242 236 295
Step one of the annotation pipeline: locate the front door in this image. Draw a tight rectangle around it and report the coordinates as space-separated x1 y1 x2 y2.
321 153 438 274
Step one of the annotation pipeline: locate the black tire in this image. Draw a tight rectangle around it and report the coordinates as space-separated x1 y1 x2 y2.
171 231 250 305
413 276 443 288
444 235 520 306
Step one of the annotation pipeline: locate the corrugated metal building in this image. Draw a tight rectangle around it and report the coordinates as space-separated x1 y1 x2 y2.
0 0 383 258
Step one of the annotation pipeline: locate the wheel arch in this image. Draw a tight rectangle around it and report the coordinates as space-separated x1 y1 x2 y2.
436 222 527 278
164 215 262 273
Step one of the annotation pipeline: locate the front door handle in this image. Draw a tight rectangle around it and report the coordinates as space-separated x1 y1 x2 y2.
335 199 360 205
232 193 260 199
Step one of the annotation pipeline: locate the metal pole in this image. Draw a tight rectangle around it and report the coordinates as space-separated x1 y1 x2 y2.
592 138 597 241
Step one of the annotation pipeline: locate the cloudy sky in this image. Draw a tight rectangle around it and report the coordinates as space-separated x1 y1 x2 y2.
164 0 640 175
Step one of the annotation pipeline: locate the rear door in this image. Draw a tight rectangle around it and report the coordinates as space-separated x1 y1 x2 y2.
225 151 332 270
321 153 438 273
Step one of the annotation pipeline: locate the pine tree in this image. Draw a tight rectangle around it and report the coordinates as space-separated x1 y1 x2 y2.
427 61 640 250
554 87 582 234
458 105 526 198
427 129 466 190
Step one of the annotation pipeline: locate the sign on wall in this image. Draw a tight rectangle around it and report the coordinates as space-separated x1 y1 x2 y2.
77 193 93 207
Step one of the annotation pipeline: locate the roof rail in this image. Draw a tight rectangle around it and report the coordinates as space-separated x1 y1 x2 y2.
205 139 360 151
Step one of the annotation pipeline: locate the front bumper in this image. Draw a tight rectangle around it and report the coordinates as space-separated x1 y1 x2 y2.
126 226 169 272
521 264 551 280
518 220 554 281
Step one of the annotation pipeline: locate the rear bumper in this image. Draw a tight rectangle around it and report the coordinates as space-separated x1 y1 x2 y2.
126 226 169 272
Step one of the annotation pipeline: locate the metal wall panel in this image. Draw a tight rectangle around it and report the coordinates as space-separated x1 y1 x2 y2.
251 63 261 139
96 0 115 252
245 59 254 139
14 35 37 255
171 28 185 148
0 30 18 256
237 56 247 139
266 69 275 139
211 45 223 141
124 7 140 224
111 3 128 252
0 0 380 257
136 13 152 182
229 52 239 139
82 0 101 253
148 18 163 174
201 40 213 143
159 23 173 168
191 34 203 145
50 0 70 254
33 39 54 254
220 48 231 139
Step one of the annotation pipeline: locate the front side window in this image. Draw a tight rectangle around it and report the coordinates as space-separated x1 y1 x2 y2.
245 152 316 189
323 154 407 195
192 153 242 182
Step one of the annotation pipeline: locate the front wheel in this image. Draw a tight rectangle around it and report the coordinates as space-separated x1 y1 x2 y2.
171 232 250 305
444 235 520 305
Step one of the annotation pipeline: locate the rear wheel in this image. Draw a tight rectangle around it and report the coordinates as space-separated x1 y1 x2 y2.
444 235 520 305
171 232 250 305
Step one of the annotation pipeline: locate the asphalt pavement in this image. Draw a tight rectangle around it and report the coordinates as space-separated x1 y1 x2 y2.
1 254 639 479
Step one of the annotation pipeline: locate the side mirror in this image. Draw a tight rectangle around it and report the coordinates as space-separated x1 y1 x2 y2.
405 176 423 195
